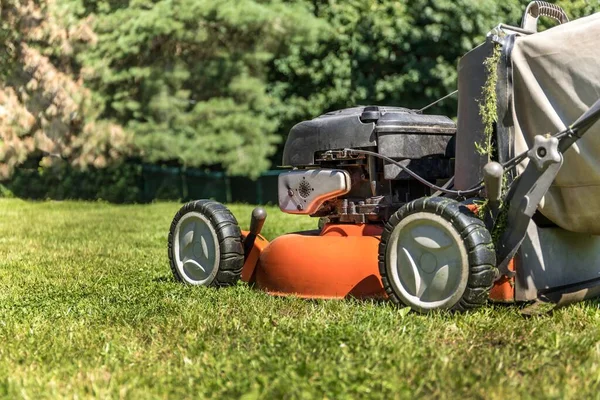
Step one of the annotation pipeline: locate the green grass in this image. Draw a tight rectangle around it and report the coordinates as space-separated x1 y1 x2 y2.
1 199 600 399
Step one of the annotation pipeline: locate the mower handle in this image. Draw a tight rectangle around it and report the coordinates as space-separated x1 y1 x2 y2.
521 1 569 32
559 97 600 152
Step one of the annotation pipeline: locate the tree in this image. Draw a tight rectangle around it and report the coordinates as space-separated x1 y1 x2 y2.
75 0 327 178
0 0 132 179
270 0 525 130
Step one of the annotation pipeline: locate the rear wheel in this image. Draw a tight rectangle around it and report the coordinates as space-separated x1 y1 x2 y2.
379 197 496 313
168 200 244 287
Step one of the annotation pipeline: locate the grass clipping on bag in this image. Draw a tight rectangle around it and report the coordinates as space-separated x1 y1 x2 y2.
475 43 501 158
474 43 509 243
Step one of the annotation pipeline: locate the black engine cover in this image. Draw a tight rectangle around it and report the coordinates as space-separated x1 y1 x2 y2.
282 106 456 168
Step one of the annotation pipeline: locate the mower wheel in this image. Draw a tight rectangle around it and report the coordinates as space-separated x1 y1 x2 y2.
379 197 496 313
168 200 244 287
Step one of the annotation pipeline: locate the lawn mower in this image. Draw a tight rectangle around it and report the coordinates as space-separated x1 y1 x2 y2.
168 2 600 313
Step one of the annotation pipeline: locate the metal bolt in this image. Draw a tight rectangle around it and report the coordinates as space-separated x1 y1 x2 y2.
537 147 547 158
297 204 303 211
341 199 348 214
349 202 356 214
288 189 294 197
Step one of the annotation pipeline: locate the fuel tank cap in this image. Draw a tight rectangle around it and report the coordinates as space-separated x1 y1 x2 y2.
360 106 381 123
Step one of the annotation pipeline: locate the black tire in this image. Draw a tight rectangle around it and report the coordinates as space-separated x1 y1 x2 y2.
379 197 497 312
168 200 244 287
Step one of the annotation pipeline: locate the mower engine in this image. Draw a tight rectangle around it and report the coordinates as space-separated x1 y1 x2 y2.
278 106 456 223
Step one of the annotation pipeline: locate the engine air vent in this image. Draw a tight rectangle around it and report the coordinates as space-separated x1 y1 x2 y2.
298 179 312 198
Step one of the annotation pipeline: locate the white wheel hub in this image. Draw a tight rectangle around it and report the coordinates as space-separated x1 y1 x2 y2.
173 212 220 285
386 212 469 311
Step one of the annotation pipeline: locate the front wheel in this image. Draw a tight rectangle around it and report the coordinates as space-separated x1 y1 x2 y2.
379 197 497 313
168 200 244 287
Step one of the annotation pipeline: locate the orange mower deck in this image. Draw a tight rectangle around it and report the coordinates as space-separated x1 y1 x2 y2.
242 224 386 299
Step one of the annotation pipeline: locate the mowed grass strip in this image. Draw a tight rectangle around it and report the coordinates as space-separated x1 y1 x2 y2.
0 199 600 399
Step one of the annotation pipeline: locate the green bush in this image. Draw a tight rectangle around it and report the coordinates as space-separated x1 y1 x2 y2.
3 162 143 203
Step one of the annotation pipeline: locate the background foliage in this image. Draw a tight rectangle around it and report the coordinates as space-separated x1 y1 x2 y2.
1 0 599 195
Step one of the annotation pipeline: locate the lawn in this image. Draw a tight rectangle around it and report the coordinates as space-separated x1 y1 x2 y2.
0 198 600 399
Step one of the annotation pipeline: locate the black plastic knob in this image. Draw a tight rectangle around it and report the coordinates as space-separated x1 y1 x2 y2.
360 106 381 123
